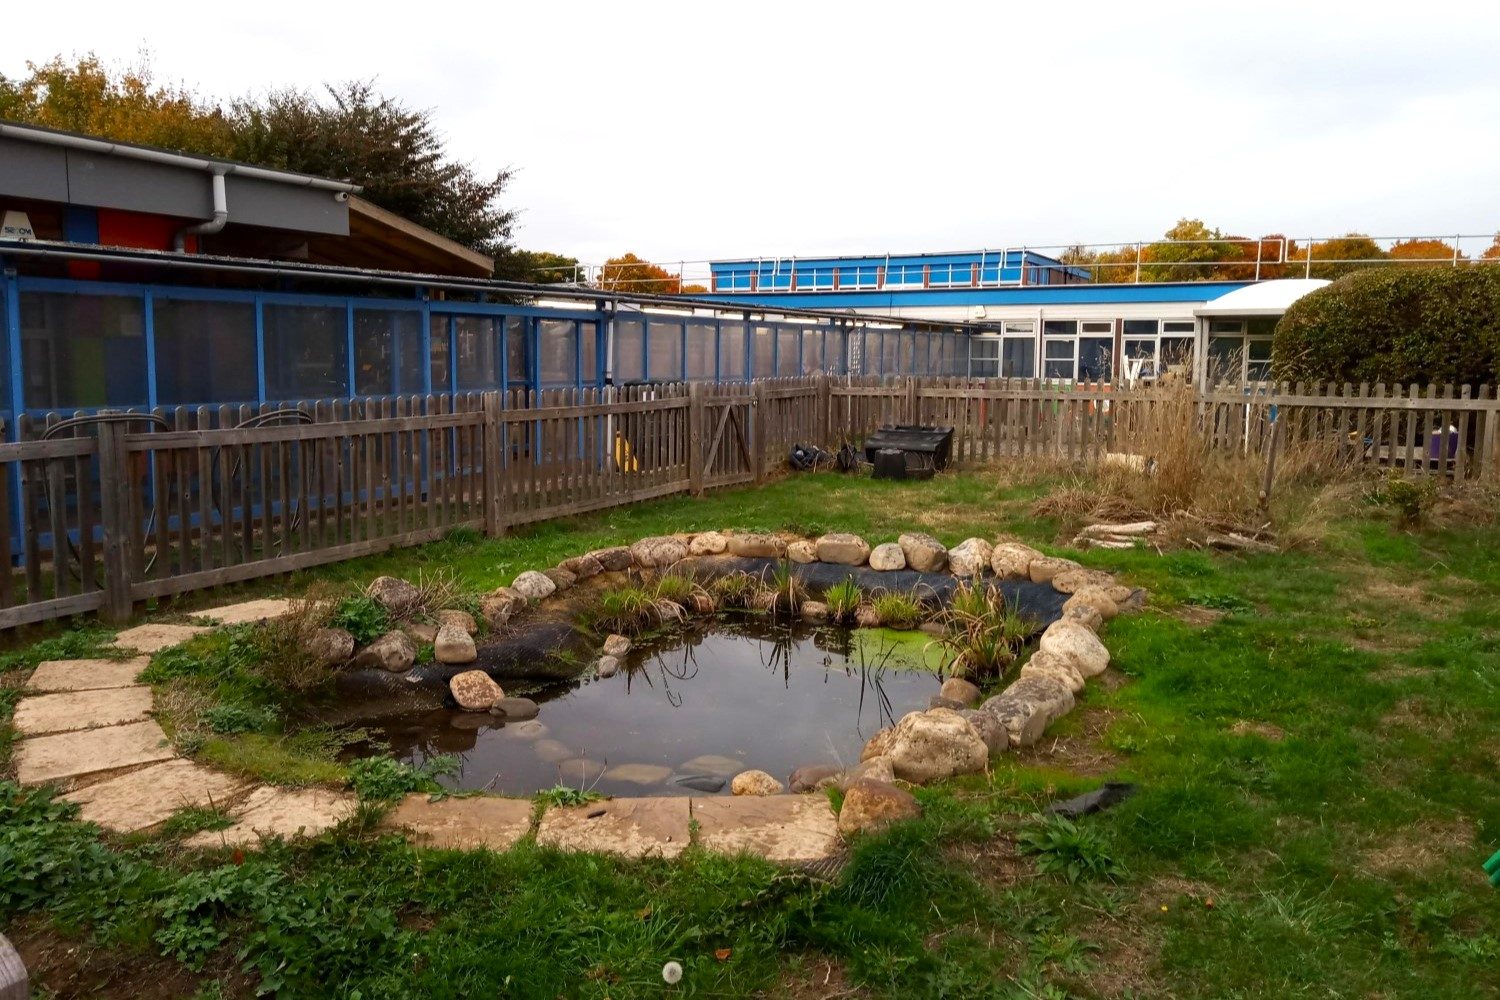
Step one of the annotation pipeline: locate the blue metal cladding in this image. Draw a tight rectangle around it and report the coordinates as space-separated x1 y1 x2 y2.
701 280 1250 311
708 248 1087 290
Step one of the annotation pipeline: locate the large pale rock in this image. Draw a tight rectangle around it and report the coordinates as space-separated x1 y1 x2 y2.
196 598 291 626
352 631 417 673
383 793 533 851
868 543 907 572
939 676 982 706
958 708 1010 754
588 546 634 572
404 622 439 645
536 796 691 858
434 624 478 665
786 540 817 564
511 570 557 601
186 785 354 848
800 600 830 622
982 674 1075 747
1062 603 1104 632
1051 568 1117 594
693 795 841 863
480 587 526 629
367 576 421 617
62 759 245 834
1020 648 1086 693
689 531 729 555
1112 586 1148 613
542 567 577 592
14 720 175 785
839 755 895 788
604 763 673 785
595 655 620 679
629 536 688 568
991 541 1044 580
602 634 632 657
948 538 994 578
886 708 988 784
898 532 947 573
838 778 921 836
309 627 355 667
1028 555 1082 584
27 657 149 693
728 533 786 559
449 670 503 710
1039 620 1110 678
13 686 153 736
494 697 539 720
815 533 870 566
1064 586 1119 622
854 605 883 628
435 609 477 635
730 769 784 796
560 554 604 580
861 727 895 762
111 623 209 654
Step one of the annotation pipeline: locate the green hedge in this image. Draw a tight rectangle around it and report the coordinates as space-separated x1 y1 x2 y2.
1272 267 1500 387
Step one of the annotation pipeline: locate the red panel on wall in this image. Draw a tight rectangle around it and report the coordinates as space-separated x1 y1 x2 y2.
96 209 195 253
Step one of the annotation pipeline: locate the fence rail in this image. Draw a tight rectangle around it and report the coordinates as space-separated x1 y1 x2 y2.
2 376 1495 631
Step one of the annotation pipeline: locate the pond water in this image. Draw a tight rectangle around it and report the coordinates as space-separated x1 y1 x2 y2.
347 618 945 797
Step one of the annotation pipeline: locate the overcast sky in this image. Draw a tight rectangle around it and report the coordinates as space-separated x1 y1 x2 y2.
9 1 1500 268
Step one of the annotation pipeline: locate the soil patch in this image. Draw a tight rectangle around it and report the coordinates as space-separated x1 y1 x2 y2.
944 832 1032 890
1169 604 1226 627
1012 705 1126 777
9 917 253 999
1228 719 1285 741
1360 817 1475 876
776 956 872 999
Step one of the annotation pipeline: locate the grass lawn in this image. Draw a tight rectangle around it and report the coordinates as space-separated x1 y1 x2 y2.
2 469 1498 998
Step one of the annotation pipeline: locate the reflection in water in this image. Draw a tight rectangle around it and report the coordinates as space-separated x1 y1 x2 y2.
345 618 941 797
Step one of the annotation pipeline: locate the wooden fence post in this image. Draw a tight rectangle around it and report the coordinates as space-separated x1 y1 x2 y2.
688 380 706 496
481 391 503 537
96 420 133 623
816 373 830 445
751 380 767 484
905 377 918 424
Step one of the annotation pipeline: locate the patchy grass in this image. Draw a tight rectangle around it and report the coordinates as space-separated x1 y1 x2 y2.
2 468 1499 998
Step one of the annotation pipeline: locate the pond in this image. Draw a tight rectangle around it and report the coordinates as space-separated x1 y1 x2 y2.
344 618 946 797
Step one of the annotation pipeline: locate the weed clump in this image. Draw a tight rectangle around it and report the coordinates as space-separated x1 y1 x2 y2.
927 581 1034 679
869 589 926 630
824 579 863 624
1016 814 1125 883
586 583 684 635
347 755 458 802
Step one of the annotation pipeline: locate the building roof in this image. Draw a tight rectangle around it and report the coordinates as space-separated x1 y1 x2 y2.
1194 279 1330 317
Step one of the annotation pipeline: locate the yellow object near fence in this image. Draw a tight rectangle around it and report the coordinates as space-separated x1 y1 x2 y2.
614 430 639 472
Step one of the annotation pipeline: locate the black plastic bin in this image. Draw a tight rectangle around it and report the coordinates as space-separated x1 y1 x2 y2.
863 425 954 477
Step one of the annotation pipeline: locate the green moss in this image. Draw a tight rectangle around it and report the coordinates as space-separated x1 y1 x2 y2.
851 627 947 672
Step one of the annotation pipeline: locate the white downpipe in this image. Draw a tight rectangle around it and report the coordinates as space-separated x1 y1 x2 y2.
174 169 229 251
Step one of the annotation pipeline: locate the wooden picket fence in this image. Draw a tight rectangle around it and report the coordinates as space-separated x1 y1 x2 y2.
0 375 1494 631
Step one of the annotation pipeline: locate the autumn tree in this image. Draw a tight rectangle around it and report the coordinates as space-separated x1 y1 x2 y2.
1388 238 1464 266
1288 234 1388 279
1137 219 1242 282
1483 235 1500 261
597 253 685 294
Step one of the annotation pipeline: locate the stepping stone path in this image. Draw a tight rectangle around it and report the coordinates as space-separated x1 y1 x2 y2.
7 596 852 865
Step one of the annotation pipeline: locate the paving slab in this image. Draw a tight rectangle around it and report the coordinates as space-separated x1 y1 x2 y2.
14 719 175 785
185 785 355 849
111 623 210 654
384 793 535 851
12 686 154 736
535 796 691 858
195 598 292 626
692 795 843 863
62 759 248 833
28 657 150 693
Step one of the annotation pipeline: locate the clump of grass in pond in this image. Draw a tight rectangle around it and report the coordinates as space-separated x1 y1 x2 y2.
760 560 806 616
824 579 863 624
586 584 684 635
927 581 1035 679
347 754 459 802
870 588 926 630
535 784 604 808
709 571 760 608
653 571 708 610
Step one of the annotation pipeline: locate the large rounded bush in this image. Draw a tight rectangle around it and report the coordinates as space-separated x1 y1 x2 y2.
1273 268 1500 387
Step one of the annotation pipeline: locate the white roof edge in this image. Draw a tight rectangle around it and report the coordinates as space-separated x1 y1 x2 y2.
1194 278 1331 317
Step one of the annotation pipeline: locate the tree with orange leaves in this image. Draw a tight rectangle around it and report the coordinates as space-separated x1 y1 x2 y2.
597 254 687 294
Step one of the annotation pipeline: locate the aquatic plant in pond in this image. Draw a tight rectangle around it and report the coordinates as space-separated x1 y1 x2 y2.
824 579 863 624
585 584 684 635
870 588 926 630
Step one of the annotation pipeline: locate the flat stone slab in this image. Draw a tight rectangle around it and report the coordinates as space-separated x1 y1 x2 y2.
14 719 175 785
62 759 247 833
27 657 150 693
185 785 355 849
384 794 534 851
195 598 292 626
536 796 691 858
692 795 842 863
12 686 154 736
111 623 210 654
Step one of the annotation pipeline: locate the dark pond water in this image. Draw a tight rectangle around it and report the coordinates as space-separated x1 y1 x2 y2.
348 619 944 797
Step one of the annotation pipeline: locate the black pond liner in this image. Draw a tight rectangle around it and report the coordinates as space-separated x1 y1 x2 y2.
334 554 1069 699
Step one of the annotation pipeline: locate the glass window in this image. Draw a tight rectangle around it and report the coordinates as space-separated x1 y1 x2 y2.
970 338 1000 378
1081 321 1112 335
1002 337 1036 378
1078 337 1113 381
579 320 599 386
505 317 531 391
1043 319 1078 338
753 325 774 377
20 291 147 410
613 316 644 384
1208 336 1243 381
686 321 716 381
826 329 846 375
777 326 801 376
882 332 900 374
265 304 347 400
802 329 824 374
354 308 423 396
155 298 257 404
1123 337 1157 379
1160 336 1195 372
429 315 451 391
1043 338 1076 380
539 319 577 387
1208 320 1245 335
456 316 499 391
719 322 746 381
1123 319 1157 337
648 318 683 381
1162 320 1195 334
1247 340 1273 382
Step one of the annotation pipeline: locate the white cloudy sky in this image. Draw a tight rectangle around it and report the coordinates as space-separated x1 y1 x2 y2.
8 1 1500 267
